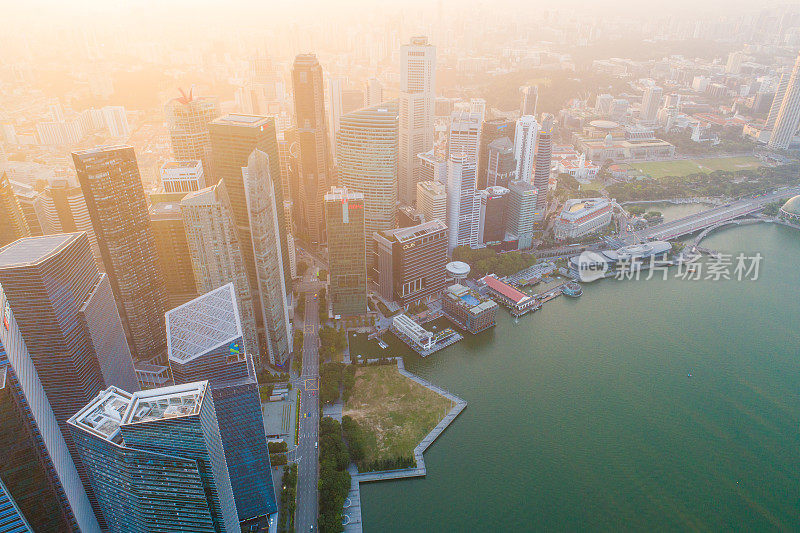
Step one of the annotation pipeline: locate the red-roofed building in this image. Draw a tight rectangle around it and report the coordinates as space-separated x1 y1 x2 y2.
480 274 539 316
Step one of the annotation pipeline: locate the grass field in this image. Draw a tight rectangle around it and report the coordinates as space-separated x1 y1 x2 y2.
630 156 762 179
343 365 454 464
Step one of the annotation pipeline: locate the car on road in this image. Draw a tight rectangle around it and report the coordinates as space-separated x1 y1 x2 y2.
315 441 318 449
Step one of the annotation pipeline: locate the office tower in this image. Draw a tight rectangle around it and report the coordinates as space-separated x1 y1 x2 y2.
328 77 343 152
520 85 538 116
418 149 447 183
342 89 365 114
373 220 448 306
446 153 480 251
766 70 789 130
0 478 33 533
477 119 514 189
34 178 101 262
479 186 509 244
149 202 198 307
0 284 102 533
10 182 43 236
514 115 538 182
209 115 290 293
366 78 383 106
397 205 425 228
180 182 259 359
243 150 292 367
399 36 436 206
506 180 539 250
640 85 663 122
486 137 515 188
533 114 553 210
73 146 167 361
165 91 220 177
292 54 333 244
324 187 367 316
0 172 29 247
68 383 240 533
160 160 206 193
417 180 447 223
447 110 481 162
337 101 399 240
768 52 800 151
469 98 486 123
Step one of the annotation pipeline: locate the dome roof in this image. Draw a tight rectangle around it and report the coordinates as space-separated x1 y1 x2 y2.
780 195 800 216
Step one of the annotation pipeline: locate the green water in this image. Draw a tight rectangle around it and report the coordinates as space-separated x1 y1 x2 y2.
360 224 800 531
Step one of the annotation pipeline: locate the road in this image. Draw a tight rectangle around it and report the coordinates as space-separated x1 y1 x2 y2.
295 292 320 533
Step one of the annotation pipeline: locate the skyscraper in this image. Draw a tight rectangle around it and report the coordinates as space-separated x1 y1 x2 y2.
399 36 436 206
479 186 509 244
520 85 538 117
514 115 538 182
180 182 259 359
768 52 800 151
486 137 516 188
506 180 539 250
35 178 101 263
640 85 663 122
766 70 789 130
416 180 447 224
243 150 293 367
0 284 101 533
477 119 514 189
0 171 29 248
337 101 399 240
165 90 220 177
208 114 291 300
69 382 240 533
72 146 168 361
365 78 383 107
324 187 367 316
446 153 480 251
533 114 554 210
447 110 481 163
150 202 198 307
292 54 333 244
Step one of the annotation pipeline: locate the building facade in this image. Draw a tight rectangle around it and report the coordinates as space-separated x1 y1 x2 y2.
0 172 30 248
478 186 509 244
553 198 614 240
485 137 515 188
324 187 367 316
446 153 480 251
768 52 800 151
441 284 498 334
165 93 220 177
533 114 554 210
416 180 447 224
149 202 198 307
505 180 539 250
160 160 206 193
477 120 514 189
514 115 538 182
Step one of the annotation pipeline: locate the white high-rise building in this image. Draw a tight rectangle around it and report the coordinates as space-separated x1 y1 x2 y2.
160 160 205 193
447 110 481 163
513 115 538 182
520 85 538 116
328 76 344 160
446 153 480 252
243 150 292 368
180 181 259 360
469 98 486 123
769 53 800 151
416 180 447 223
399 36 436 206
640 85 663 122
766 70 790 130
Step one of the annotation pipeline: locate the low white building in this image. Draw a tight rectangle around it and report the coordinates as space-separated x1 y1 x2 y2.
556 154 599 182
553 198 613 241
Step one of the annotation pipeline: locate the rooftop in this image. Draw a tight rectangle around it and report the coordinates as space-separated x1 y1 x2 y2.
161 160 202 170
382 219 447 243
781 195 800 216
165 284 243 364
124 382 207 425
210 114 271 127
68 387 133 443
0 233 79 268
482 275 530 305
149 202 183 218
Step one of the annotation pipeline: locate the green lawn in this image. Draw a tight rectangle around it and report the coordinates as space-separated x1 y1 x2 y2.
343 365 454 464
631 156 762 179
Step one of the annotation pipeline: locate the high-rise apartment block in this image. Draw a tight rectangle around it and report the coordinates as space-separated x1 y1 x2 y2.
324 187 367 316
72 146 168 361
640 85 663 122
514 115 538 182
399 36 436 206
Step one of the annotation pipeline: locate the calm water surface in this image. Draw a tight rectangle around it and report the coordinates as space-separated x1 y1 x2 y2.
361 224 800 531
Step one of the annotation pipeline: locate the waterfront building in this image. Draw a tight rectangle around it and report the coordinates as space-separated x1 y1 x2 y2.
165 91 220 177
0 284 102 533
533 114 553 210
479 186 509 244
72 145 168 361
447 110 481 163
485 137 516 188
160 160 206 193
417 180 447 224
68 383 240 533
514 115 538 182
568 241 672 281
390 313 460 356
373 220 448 307
399 36 436 206
446 153 480 251
505 180 540 250
180 182 259 359
768 52 800 151
243 150 292 367
520 85 538 117
324 187 367 317
477 120 514 189
480 275 538 317
441 284 498 334
149 202 198 307
209 113 291 302
780 195 800 221
0 171 30 248
291 54 333 243
337 101 399 240
640 85 663 122
553 198 613 241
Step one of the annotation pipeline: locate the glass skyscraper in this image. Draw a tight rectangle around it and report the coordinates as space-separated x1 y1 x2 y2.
324 187 367 316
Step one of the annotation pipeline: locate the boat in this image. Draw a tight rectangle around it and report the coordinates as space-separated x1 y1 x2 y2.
562 281 583 298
